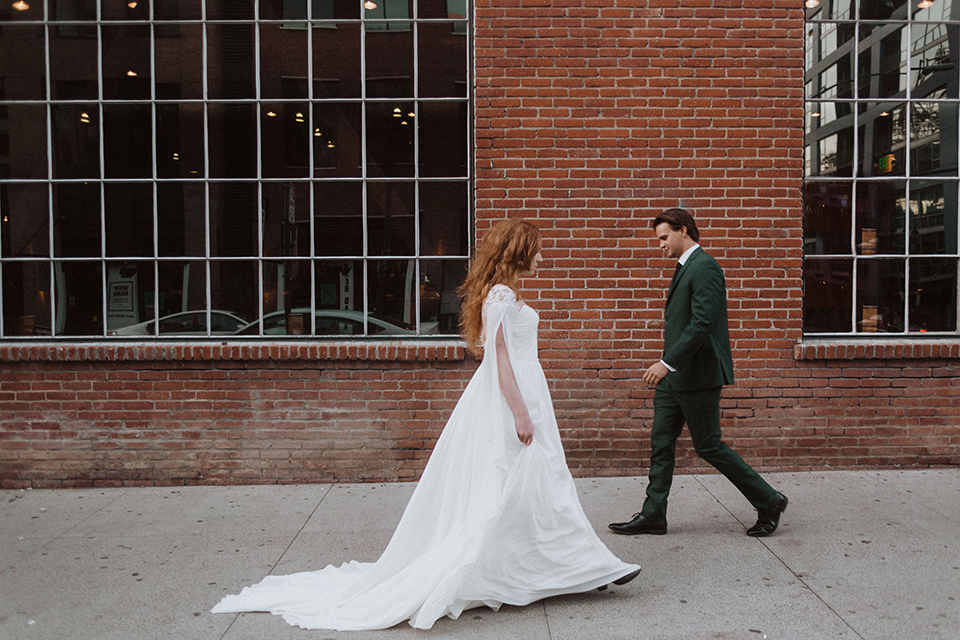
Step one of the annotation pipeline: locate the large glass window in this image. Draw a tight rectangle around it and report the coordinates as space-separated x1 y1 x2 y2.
804 0 960 335
0 0 471 339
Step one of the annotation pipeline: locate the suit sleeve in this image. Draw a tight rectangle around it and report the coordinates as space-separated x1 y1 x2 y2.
662 258 726 373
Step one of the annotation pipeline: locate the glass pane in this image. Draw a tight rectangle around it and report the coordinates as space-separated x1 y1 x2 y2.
2 104 48 179
313 102 362 176
804 181 852 255
262 182 310 257
210 260 259 327
910 180 958 255
366 102 414 177
855 180 905 255
808 111 854 177
913 0 956 20
1 261 52 336
419 258 466 334
157 103 206 179
858 24 906 99
55 260 103 336
105 183 154 258
0 25 46 100
418 23 467 98
858 102 905 177
313 22 361 98
209 183 258 257
208 103 257 178
155 0 203 21
367 182 415 256
206 0 256 20
420 0 467 19
49 26 98 100
803 258 853 333
52 104 100 179
1 183 49 258
911 23 957 100
102 0 148 20
807 100 853 130
860 0 906 20
363 0 412 23
206 24 256 100
909 257 957 332
856 258 905 333
103 104 153 179
805 0 851 20
368 259 417 332
811 22 855 64
102 26 152 101
315 260 361 315
261 260 312 334
314 181 362 256
365 22 413 98
419 101 467 178
259 23 308 100
420 181 468 256
262 103 310 178
155 24 204 100
911 102 958 177
157 182 206 257
814 54 853 100
53 182 100 257
0 0 44 20
105 260 155 334
312 0 361 20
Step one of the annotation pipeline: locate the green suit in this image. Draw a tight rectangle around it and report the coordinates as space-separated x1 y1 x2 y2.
640 247 778 522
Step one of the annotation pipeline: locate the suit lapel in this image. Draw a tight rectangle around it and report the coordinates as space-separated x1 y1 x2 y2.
666 247 700 303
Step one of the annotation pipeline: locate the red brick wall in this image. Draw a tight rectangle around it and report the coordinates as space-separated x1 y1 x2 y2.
2 0 959 488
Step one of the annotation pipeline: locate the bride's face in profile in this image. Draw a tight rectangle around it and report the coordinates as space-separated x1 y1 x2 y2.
519 251 543 278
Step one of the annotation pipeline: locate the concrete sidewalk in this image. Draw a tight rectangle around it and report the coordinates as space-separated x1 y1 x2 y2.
2 469 958 640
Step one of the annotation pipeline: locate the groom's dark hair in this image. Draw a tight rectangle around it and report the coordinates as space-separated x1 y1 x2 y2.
652 207 699 242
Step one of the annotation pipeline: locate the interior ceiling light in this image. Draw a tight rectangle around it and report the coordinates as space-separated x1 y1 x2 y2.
314 128 322 137
267 111 277 117
295 112 305 122
407 112 415 117
804 0 819 7
12 1 29 10
918 0 934 7
127 70 137 77
127 1 137 8
364 1 377 9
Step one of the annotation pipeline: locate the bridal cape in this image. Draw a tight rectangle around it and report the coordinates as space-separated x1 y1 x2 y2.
211 284 640 630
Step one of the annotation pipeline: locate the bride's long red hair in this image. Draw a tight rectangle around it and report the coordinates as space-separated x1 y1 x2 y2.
458 219 542 357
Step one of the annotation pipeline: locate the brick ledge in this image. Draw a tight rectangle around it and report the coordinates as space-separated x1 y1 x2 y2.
0 340 469 363
795 339 960 360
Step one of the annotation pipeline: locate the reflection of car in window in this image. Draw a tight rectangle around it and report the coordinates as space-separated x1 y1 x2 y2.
234 309 422 336
108 311 248 336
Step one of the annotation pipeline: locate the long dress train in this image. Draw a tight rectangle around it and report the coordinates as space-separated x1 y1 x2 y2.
211 284 640 630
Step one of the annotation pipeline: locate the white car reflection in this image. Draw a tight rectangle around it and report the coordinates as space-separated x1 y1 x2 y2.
233 308 437 336
108 311 248 336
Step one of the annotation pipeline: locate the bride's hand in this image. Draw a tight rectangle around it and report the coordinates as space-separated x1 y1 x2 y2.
515 413 534 446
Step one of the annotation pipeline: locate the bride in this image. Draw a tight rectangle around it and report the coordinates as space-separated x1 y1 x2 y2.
211 218 641 630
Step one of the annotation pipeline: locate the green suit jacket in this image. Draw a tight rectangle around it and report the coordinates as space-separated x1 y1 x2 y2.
662 247 735 391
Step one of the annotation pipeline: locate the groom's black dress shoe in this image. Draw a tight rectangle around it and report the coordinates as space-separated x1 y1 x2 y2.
746 492 788 537
608 514 667 536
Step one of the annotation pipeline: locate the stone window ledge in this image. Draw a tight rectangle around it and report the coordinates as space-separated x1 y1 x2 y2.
795 339 960 360
0 341 468 363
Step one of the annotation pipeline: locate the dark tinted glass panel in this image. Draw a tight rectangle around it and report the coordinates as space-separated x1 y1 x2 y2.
2 104 48 180
157 182 206 257
262 260 312 333
367 182 415 256
313 23 361 98
419 258 466 334
419 101 468 177
105 183 154 258
157 103 206 179
1 261 51 336
103 104 153 178
209 183 258 257
860 0 907 20
910 181 958 255
53 182 100 257
206 24 256 100
855 180 904 255
55 260 103 336
368 258 415 328
1 183 49 258
804 181 852 255
102 0 148 20
365 22 413 98
49 26 98 100
418 23 467 98
259 24 308 100
420 182 468 256
206 0 256 21
262 103 310 178
803 258 853 333
858 102 905 177
315 259 361 312
909 257 957 332
366 102 414 177
155 0 203 20
313 102 362 176
810 114 855 177
262 182 310 257
911 102 958 177
859 24 906 99
210 259 259 323
419 0 467 19
105 260 155 334
155 24 204 100
314 181 362 256
856 258 905 333
0 0 44 21
0 25 46 100
208 103 257 178
52 104 100 179
102 26 152 101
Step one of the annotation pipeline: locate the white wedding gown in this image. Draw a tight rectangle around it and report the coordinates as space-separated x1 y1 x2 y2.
211 284 640 630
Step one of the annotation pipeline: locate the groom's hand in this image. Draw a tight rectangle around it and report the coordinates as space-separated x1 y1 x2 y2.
642 361 669 387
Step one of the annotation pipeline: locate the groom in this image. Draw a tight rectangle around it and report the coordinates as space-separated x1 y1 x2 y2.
610 208 787 538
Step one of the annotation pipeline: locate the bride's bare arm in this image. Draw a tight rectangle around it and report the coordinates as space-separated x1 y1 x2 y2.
495 324 534 445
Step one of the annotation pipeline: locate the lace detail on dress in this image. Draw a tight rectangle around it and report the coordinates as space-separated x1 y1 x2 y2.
483 284 517 310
